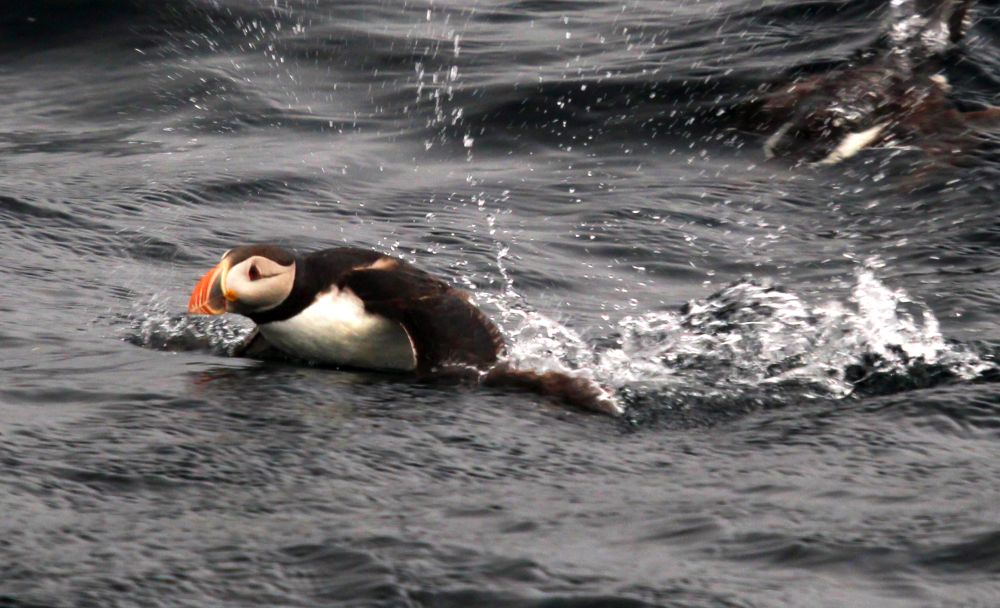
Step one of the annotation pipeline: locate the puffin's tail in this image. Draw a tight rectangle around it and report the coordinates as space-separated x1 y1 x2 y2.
480 363 623 416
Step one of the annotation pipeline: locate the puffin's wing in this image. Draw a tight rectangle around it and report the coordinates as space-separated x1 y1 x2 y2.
340 262 506 372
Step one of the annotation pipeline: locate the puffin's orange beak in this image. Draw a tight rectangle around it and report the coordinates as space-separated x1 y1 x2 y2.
188 260 230 315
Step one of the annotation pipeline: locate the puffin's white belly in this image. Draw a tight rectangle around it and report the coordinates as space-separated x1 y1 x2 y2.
259 288 417 371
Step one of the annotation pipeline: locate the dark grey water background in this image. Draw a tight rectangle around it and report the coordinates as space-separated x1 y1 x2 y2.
2 1 1000 606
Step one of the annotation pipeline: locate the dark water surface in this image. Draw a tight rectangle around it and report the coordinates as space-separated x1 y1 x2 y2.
3 1 1000 606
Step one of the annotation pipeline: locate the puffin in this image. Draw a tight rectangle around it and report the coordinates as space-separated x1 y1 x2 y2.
187 244 622 416
741 0 999 165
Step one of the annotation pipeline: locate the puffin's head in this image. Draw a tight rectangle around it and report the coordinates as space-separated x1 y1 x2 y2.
188 244 296 316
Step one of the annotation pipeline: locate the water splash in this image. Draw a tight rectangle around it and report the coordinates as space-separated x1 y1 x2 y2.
123 296 253 356
414 21 469 153
888 0 966 60
485 268 992 405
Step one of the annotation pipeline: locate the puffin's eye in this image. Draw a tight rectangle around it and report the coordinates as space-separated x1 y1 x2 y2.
249 264 261 281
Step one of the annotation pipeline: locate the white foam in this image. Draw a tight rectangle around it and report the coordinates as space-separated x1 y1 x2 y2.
578 269 989 398
125 295 253 355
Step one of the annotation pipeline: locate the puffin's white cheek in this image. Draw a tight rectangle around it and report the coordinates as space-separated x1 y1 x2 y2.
239 287 268 309
237 278 288 312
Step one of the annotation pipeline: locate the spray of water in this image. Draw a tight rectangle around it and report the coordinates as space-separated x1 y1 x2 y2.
124 295 254 356
479 266 992 403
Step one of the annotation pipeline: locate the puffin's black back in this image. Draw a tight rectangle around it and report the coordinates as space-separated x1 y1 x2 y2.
338 260 506 372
